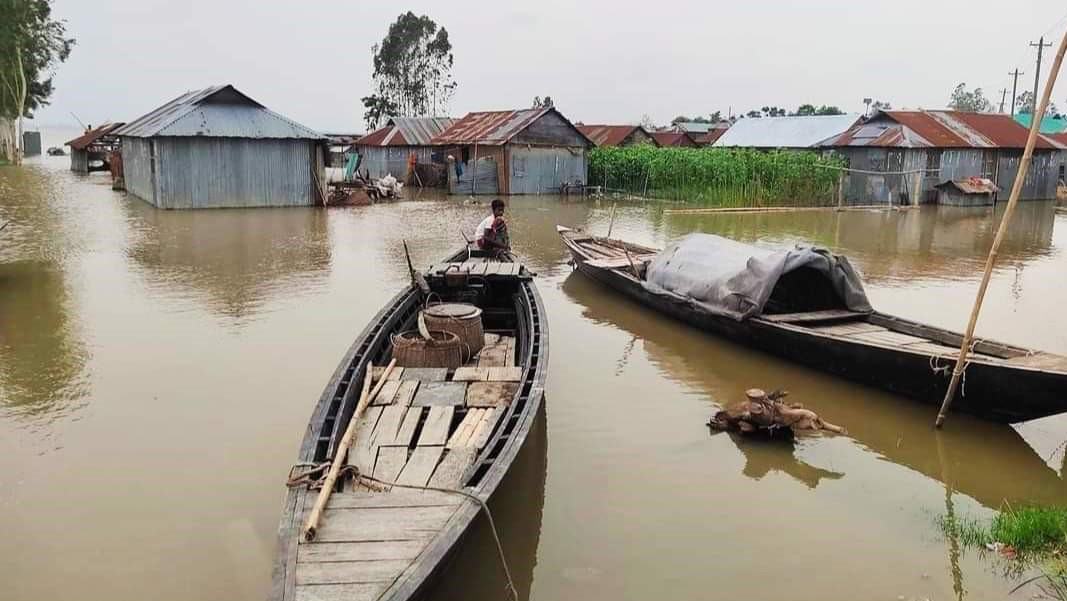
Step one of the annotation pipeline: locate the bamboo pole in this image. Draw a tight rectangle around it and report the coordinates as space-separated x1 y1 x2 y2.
303 359 397 541
934 30 1067 428
606 202 618 238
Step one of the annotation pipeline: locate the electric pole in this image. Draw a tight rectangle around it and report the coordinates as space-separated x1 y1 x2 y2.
1030 36 1052 115
1009 68 1024 115
999 88 1009 113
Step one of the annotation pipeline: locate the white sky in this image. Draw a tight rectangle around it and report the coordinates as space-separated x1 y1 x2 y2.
29 0 1067 133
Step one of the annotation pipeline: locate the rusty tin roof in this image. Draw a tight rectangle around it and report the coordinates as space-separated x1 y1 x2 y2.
431 108 591 146
356 117 455 147
823 110 1064 150
576 124 651 146
650 131 698 147
65 122 126 150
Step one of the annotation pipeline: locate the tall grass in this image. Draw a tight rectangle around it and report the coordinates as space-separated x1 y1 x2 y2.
587 145 845 207
940 505 1067 553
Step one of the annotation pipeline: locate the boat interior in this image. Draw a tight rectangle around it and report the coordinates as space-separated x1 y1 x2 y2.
563 229 1063 369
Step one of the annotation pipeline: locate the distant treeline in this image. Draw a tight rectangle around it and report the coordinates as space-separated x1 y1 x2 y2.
587 145 845 206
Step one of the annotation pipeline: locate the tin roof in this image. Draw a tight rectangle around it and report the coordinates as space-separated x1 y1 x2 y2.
113 84 324 140
576 124 651 146
673 121 717 134
650 131 698 147
65 122 126 150
935 177 1000 194
714 114 861 148
822 110 1062 149
1013 114 1067 134
356 117 454 147
694 128 728 145
431 108 590 146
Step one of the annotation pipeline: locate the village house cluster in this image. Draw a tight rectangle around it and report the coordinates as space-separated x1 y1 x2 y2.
61 83 1067 209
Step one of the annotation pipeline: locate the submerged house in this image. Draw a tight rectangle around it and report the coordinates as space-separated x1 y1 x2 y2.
114 85 327 209
713 114 861 150
65 122 124 173
576 124 657 147
353 117 454 184
821 110 1067 205
431 108 593 195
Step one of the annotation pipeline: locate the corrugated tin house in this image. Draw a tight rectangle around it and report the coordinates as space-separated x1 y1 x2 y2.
693 127 729 146
650 131 699 148
821 110 1067 204
354 117 454 183
431 108 592 195
65 122 124 173
114 85 327 209
713 114 861 149
577 124 657 147
672 121 716 136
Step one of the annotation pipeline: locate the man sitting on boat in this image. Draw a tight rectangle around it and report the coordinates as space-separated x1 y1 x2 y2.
475 199 510 255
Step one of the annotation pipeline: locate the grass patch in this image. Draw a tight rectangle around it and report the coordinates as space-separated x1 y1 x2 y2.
940 505 1067 555
939 513 992 547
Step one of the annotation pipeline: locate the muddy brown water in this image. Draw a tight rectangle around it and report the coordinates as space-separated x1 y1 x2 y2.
2 132 1067 601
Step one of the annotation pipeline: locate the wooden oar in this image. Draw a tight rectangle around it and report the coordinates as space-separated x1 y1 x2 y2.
303 358 397 541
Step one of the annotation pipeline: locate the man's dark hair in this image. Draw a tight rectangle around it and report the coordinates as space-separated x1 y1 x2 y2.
491 199 506 210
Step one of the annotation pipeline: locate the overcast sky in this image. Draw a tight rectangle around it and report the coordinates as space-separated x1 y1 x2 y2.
29 0 1067 133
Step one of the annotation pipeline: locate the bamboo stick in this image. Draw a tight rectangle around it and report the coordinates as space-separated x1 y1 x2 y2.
303 359 397 541
934 30 1067 428
606 202 618 237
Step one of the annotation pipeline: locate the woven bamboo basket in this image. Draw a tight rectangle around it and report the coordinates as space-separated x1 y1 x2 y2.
422 303 484 361
392 330 464 369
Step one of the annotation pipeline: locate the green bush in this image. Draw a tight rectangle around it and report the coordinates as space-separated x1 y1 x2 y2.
587 144 845 206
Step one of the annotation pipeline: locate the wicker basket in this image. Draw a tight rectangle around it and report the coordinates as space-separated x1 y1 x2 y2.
422 303 484 361
392 330 464 369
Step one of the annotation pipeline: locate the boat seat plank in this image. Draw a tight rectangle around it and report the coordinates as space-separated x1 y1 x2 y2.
295 559 415 585
371 447 408 486
399 368 448 382
417 406 454 446
427 448 478 488
411 382 467 407
326 490 459 509
483 262 501 276
483 333 501 346
395 447 445 487
504 336 517 366
809 322 886 335
469 406 506 449
903 341 966 357
393 381 419 406
304 505 457 543
466 382 519 408
348 406 385 477
297 540 426 563
295 582 389 601
370 405 407 446
370 381 401 406
447 409 485 448
386 407 423 448
848 330 930 346
761 309 868 324
487 366 522 382
452 366 490 382
477 347 508 367
370 366 404 383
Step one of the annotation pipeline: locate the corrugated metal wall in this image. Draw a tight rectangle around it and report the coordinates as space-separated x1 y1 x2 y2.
449 157 499 195
507 147 586 194
359 146 437 179
69 149 89 173
22 131 41 156
123 137 155 203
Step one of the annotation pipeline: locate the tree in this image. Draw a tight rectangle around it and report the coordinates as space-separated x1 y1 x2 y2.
745 110 762 118
871 100 892 112
1014 91 1060 117
791 104 844 116
639 114 657 131
532 96 554 109
948 83 992 113
708 110 724 123
0 0 74 164
360 12 455 130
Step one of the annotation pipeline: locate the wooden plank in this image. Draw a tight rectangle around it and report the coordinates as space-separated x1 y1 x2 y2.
483 262 501 276
295 583 389 601
327 490 458 509
427 448 478 488
504 336 516 366
469 406 505 449
849 330 929 347
477 347 507 367
447 409 485 448
298 540 425 563
810 322 885 335
370 366 404 383
395 446 445 487
370 405 407 445
349 406 385 477
296 559 413 585
399 368 448 382
469 262 488 276
370 381 401 406
305 505 457 542
411 382 467 407
388 406 423 448
417 406 454 446
452 366 490 382
483 332 501 346
761 309 868 324
371 446 408 484
465 382 518 408
392 380 419 406
487 366 522 382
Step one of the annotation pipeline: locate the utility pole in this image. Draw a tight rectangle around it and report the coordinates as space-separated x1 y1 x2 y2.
1009 68 1025 115
1030 36 1052 114
999 88 1009 113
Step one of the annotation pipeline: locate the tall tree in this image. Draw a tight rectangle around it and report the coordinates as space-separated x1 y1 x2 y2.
0 0 74 164
948 83 993 112
871 100 892 112
532 96 554 109
791 104 844 116
1015 91 1060 117
360 12 455 130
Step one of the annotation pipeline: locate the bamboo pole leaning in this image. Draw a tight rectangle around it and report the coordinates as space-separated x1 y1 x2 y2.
303 358 398 541
934 29 1067 428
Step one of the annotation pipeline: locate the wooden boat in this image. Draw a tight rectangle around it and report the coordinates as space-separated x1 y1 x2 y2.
558 225 1067 423
271 248 547 601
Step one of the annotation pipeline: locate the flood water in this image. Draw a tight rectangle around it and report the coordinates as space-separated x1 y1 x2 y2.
3 131 1067 601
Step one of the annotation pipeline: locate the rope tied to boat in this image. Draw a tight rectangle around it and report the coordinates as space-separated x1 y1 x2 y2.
930 338 978 397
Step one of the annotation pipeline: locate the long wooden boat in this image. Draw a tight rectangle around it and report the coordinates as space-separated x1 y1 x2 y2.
271 248 547 601
558 225 1067 423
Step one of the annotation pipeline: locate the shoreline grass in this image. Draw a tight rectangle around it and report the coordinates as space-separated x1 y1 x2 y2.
940 505 1067 555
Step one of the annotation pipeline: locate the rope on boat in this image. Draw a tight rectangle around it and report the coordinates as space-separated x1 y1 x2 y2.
355 474 519 601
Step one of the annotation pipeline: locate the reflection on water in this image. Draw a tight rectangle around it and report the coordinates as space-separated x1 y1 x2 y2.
715 432 844 489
